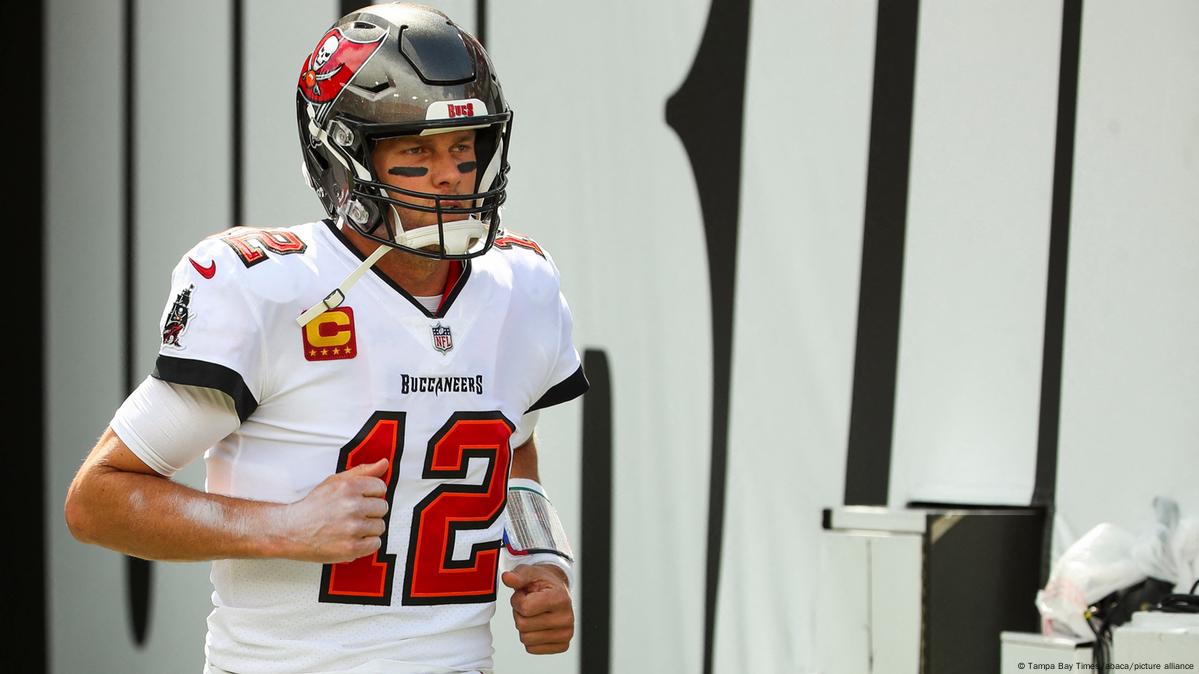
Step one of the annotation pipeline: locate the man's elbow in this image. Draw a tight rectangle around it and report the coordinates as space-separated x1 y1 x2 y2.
64 476 99 545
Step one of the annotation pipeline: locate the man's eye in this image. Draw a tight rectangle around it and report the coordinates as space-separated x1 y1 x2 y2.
453 144 472 152
402 146 424 155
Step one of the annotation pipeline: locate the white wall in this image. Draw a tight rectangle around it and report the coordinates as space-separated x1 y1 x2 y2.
491 2 714 670
1055 0 1199 548
889 0 1062 508
46 0 127 670
714 1 876 671
242 0 341 229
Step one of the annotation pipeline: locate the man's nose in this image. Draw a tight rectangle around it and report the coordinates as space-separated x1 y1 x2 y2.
429 151 463 187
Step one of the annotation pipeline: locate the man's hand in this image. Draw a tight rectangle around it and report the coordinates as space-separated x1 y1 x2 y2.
280 458 390 563
501 563 574 654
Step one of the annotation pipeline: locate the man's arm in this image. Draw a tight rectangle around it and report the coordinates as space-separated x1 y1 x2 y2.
503 433 575 654
65 426 390 563
509 431 543 482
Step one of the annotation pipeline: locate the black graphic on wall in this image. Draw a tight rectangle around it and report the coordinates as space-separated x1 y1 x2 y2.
232 0 244 225
1034 0 1083 582
664 1 751 672
342 0 488 45
8 0 46 667
340 0 369 17
123 0 153 648
843 0 921 507
475 0 487 46
580 349 612 674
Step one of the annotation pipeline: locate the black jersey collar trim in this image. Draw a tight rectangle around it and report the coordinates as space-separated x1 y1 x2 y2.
322 219 472 319
527 365 590 413
152 355 258 422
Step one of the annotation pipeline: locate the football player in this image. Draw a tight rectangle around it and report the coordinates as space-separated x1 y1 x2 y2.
64 4 586 673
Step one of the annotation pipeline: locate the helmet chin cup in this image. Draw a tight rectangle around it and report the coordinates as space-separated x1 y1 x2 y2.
394 217 487 256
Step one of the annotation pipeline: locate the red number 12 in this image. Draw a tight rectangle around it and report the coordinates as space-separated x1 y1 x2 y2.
318 411 513 606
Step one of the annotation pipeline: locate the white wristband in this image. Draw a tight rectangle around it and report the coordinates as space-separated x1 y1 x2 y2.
504 478 574 587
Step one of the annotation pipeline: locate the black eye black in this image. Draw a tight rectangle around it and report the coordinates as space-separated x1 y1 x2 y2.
388 166 429 177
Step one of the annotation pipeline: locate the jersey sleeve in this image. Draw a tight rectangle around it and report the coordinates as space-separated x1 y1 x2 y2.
111 376 241 476
526 266 589 413
152 244 267 422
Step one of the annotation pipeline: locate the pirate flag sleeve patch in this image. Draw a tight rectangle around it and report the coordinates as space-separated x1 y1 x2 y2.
151 248 265 422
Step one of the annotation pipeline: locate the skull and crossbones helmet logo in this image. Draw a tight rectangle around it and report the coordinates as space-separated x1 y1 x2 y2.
314 35 339 69
298 26 388 106
302 34 345 97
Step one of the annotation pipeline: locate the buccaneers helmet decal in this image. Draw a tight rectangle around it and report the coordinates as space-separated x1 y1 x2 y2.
299 27 386 108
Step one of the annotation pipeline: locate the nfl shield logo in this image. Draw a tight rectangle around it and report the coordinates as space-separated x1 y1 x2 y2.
431 323 453 354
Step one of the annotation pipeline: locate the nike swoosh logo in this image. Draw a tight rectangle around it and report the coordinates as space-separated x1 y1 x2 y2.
189 257 216 279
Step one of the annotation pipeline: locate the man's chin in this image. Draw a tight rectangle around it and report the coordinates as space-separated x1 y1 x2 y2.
397 213 471 232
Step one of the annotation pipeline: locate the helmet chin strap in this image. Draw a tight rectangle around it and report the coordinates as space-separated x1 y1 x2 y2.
296 240 389 327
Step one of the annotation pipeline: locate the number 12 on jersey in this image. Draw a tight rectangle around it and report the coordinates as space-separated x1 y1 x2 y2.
317 411 514 606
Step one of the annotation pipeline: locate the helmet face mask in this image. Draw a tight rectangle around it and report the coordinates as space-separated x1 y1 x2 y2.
296 3 512 260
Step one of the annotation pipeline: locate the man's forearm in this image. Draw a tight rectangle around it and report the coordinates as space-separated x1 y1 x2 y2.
67 427 388 564
66 464 292 562
65 429 294 562
510 433 540 481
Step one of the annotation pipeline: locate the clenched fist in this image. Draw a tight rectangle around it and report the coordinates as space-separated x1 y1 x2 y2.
502 563 574 654
280 458 390 563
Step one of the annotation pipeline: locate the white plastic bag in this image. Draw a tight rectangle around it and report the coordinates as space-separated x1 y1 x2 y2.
1130 496 1199 593
1035 523 1145 640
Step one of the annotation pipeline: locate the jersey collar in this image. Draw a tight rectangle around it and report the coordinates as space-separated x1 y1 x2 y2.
323 219 472 319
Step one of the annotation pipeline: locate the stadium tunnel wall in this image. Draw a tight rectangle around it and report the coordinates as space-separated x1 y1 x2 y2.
40 0 1198 672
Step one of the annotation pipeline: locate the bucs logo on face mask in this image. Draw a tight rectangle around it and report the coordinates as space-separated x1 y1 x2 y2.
298 27 386 104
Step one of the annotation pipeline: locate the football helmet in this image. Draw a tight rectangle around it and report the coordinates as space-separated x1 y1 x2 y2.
296 3 511 259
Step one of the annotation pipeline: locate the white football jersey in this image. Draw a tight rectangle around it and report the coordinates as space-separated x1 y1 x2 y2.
151 220 586 674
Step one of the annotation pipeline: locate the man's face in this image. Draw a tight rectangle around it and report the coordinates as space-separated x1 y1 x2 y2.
370 129 478 232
